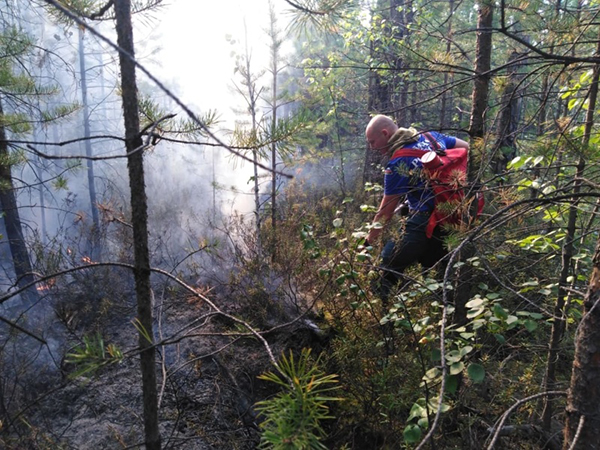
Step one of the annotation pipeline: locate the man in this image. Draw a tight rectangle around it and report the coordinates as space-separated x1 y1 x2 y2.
365 114 470 300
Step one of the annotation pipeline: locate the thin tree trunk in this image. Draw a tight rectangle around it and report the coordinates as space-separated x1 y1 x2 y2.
439 0 455 129
269 3 280 260
469 0 493 142
492 50 523 174
0 98 38 308
33 126 47 243
78 26 100 258
454 0 493 327
391 0 408 125
542 36 600 433
113 2 160 449
364 0 407 184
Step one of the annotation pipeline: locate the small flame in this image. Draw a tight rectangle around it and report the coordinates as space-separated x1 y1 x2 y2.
37 278 56 292
82 256 93 264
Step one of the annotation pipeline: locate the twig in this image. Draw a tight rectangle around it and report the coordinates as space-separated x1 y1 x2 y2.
0 314 46 344
485 391 566 450
89 0 114 19
568 415 585 450
27 142 147 161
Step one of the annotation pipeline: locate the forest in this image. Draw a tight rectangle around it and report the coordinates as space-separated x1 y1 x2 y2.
0 0 599 449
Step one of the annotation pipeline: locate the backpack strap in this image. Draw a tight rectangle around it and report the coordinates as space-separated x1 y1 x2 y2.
390 148 426 160
422 131 440 152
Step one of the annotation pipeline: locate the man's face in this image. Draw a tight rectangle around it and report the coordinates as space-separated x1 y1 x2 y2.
366 128 390 155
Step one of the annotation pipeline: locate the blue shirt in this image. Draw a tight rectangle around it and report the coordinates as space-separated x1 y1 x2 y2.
383 132 457 212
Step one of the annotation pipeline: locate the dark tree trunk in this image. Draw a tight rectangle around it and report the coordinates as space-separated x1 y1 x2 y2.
469 0 493 142
391 0 410 125
454 0 493 327
563 238 600 449
0 98 38 308
364 0 409 184
113 1 160 449
492 50 523 173
439 0 455 129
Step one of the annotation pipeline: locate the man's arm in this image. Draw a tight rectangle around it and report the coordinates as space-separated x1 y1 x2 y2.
366 194 402 244
454 137 470 150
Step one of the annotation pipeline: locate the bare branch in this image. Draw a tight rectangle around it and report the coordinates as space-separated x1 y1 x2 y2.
0 314 46 344
568 415 586 450
89 0 114 19
485 391 566 449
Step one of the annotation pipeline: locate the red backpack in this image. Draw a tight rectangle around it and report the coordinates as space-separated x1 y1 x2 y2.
391 132 482 238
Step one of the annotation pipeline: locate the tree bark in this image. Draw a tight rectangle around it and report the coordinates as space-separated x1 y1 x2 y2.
364 0 409 184
454 0 493 327
563 238 600 449
0 97 38 308
469 0 493 142
492 50 523 173
439 0 455 130
113 2 160 449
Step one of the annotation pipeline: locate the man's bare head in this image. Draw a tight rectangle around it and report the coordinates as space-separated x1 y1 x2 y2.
366 115 398 155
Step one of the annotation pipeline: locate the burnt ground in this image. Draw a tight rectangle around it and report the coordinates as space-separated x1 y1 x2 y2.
0 272 325 450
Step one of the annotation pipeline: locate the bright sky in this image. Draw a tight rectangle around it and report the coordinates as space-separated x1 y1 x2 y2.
140 0 293 216
149 0 288 125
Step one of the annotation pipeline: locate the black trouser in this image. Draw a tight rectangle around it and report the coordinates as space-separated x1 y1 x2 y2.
378 213 447 301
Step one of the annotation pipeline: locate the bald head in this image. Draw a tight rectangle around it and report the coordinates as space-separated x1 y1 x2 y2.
366 115 398 154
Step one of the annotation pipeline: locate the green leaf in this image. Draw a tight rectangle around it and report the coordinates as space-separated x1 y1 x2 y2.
580 69 593 83
568 98 580 110
408 403 426 421
449 361 464 375
445 350 462 364
507 156 523 169
524 320 538 332
560 89 572 99
494 334 506 344
493 304 508 320
430 348 441 362
446 374 459 394
466 297 485 308
467 307 485 319
424 367 440 380
332 218 343 228
506 315 519 326
472 319 486 330
403 424 422 443
460 346 473 357
467 363 485 383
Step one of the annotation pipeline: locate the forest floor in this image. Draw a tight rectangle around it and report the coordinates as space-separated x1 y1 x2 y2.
0 274 322 450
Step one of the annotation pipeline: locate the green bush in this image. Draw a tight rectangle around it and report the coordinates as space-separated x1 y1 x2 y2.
256 349 340 450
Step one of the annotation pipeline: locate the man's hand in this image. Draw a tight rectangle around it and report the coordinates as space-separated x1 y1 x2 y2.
366 194 402 244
